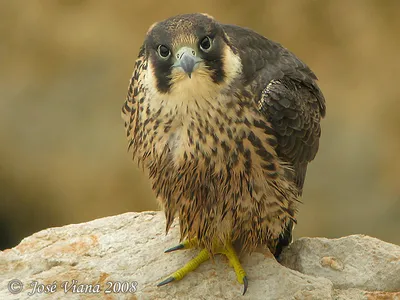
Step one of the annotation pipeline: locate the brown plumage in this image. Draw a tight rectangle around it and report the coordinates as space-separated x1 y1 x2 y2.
122 13 325 258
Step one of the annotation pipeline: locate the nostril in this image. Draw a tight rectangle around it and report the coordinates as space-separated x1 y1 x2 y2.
176 47 197 61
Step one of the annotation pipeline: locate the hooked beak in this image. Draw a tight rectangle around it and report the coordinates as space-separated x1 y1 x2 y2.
173 47 202 78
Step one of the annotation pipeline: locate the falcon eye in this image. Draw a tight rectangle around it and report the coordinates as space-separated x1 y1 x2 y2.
199 36 212 52
157 45 171 58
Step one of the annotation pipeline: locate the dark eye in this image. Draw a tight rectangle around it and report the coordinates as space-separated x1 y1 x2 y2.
157 45 170 58
199 36 212 52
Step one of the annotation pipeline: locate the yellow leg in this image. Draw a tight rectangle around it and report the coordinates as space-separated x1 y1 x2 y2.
157 248 210 286
158 239 248 295
216 242 248 288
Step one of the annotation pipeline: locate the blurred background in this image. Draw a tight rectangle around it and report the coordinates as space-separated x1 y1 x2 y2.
1 0 399 250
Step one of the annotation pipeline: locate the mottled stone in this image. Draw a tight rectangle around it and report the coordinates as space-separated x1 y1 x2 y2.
280 235 400 292
0 212 399 299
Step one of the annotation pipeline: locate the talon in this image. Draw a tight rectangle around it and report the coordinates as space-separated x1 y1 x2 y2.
165 238 198 253
157 277 175 287
164 244 184 253
243 276 248 295
217 242 247 288
158 248 210 287
159 239 248 294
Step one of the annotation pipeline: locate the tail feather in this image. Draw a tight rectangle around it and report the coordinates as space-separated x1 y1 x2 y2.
271 220 294 259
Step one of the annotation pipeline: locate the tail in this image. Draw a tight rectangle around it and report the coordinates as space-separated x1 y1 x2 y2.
271 162 306 258
270 220 294 259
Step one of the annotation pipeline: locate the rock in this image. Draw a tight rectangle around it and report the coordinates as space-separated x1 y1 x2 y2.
280 235 400 292
0 212 399 300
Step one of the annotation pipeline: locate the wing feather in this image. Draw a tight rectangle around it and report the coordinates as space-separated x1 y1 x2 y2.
222 24 325 192
260 77 324 192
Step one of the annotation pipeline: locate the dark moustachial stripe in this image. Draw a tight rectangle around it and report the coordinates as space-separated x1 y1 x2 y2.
203 52 225 84
152 55 172 93
145 27 174 94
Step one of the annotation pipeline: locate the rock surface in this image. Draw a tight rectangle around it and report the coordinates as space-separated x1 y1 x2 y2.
0 212 399 300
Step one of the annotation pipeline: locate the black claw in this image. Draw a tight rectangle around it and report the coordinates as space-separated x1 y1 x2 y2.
242 276 248 295
164 244 184 253
157 277 175 287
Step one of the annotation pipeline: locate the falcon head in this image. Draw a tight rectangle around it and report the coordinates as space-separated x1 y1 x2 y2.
143 13 242 97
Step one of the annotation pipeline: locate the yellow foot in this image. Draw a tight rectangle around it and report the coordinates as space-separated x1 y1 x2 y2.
157 239 248 295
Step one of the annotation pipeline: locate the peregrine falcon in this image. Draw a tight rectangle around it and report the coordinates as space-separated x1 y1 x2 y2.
122 13 325 294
